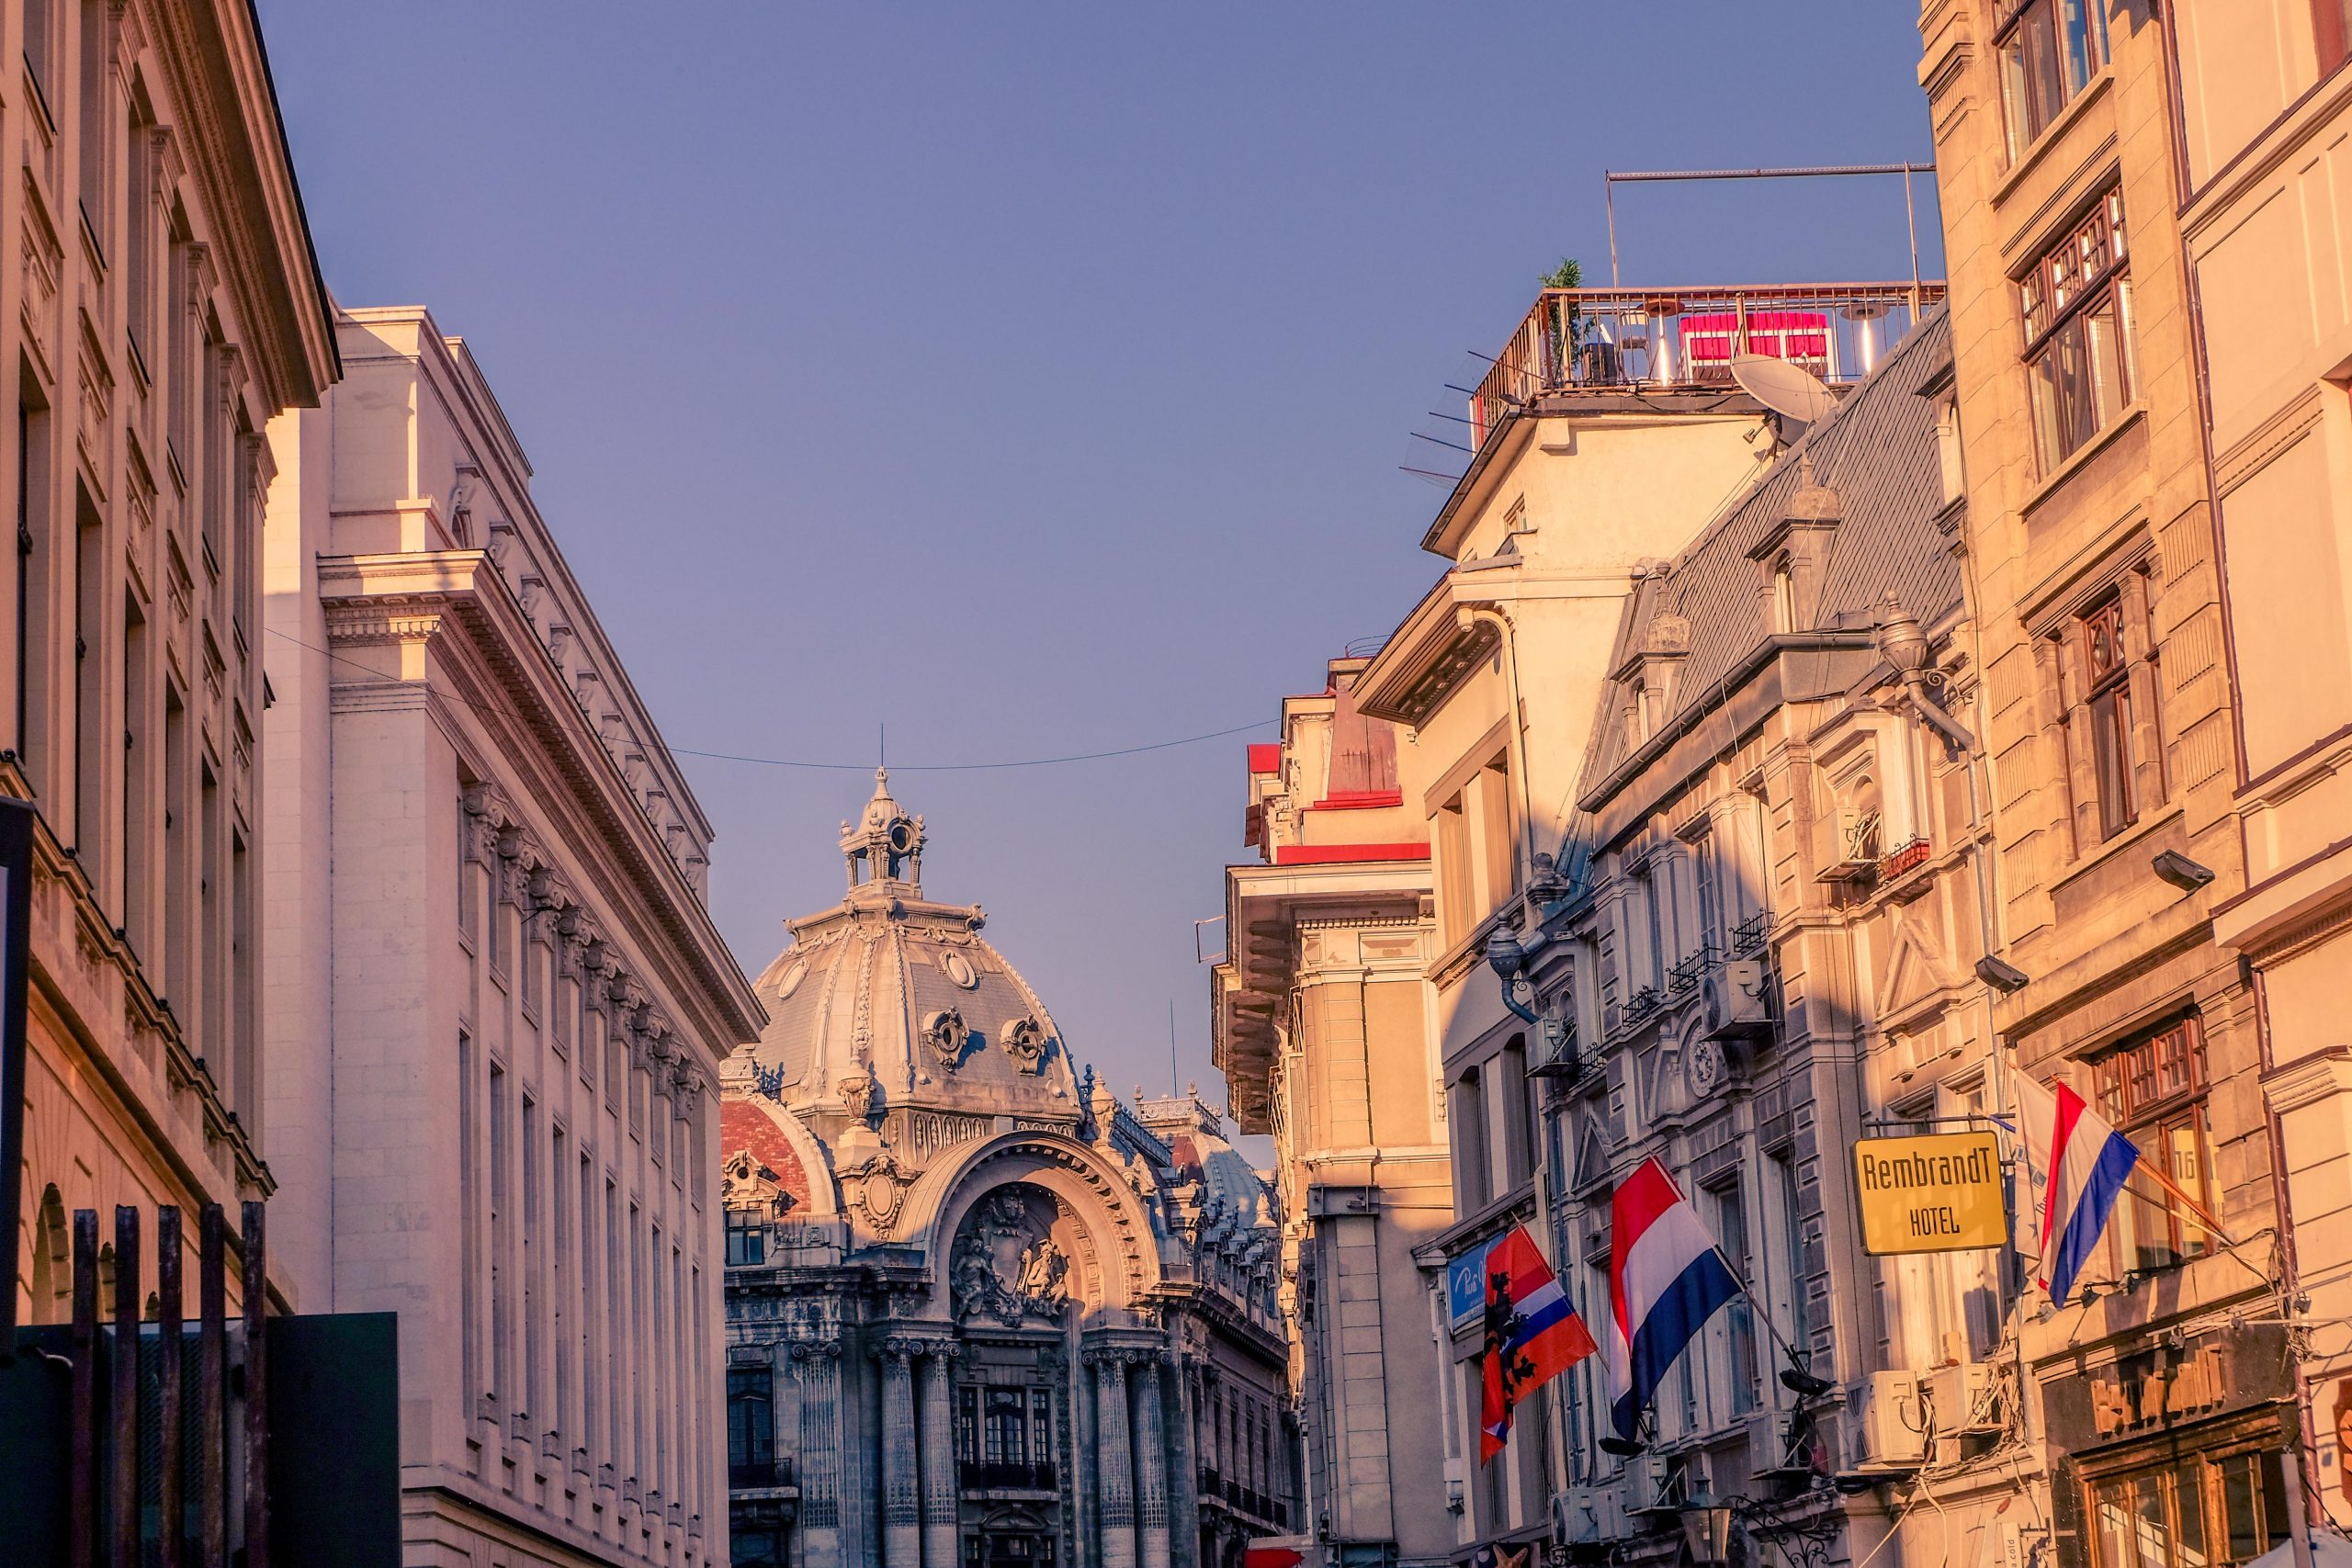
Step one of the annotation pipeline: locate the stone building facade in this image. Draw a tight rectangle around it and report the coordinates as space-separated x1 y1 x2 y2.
1526 312 2008 1563
720 775 1294 1568
2165 0 2352 1534
261 305 762 1568
1918 3 2296 1563
1210 656 1454 1568
7 0 337 1322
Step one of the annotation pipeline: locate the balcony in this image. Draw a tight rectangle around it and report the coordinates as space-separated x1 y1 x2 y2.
1465 281 1946 449
961 1460 1057 1492
728 1458 796 1491
1198 1467 1289 1528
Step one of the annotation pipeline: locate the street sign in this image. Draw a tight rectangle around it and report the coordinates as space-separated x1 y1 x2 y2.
1854 1129 2006 1255
1446 1235 1499 1329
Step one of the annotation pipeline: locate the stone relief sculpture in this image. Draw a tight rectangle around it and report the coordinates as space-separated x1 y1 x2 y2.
839 1065 876 1122
949 1187 1072 1325
921 1007 969 1068
1001 1016 1050 1075
854 1150 911 1235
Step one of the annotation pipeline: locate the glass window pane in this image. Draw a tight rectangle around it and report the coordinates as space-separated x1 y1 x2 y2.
2224 1453 2260 1561
2134 1473 2169 1568
2260 1450 2291 1556
2177 1461 2208 1568
2098 1483 2136 1568
2023 5 2064 140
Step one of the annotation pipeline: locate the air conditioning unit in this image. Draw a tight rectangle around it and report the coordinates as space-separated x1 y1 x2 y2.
1702 960 1772 1041
1927 1361 2005 1436
1852 1371 1928 1470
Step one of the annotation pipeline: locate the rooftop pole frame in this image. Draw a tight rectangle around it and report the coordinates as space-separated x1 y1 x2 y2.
1603 163 1938 310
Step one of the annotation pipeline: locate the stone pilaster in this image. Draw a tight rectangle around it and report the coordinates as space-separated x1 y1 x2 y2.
1091 1349 1136 1568
1135 1356 1171 1568
878 1338 922 1568
919 1343 962 1568
793 1341 844 1568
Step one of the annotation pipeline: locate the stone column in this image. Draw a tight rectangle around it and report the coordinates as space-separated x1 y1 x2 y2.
794 1341 845 1568
1092 1350 1137 1568
919 1342 962 1568
1136 1356 1172 1568
1169 1358 1203 1568
878 1339 922 1568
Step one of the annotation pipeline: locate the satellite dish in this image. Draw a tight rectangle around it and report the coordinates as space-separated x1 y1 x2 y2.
1731 354 1840 427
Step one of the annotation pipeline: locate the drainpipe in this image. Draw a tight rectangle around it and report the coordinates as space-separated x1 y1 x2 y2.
1457 604 1539 907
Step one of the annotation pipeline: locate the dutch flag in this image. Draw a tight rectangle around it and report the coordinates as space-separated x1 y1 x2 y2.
1607 1156 1742 1443
2012 1072 2139 1307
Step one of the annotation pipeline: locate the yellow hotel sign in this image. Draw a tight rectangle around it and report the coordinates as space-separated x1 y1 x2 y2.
1854 1131 2007 1255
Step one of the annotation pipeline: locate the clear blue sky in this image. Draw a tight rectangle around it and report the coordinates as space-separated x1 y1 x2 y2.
257 3 1941 1125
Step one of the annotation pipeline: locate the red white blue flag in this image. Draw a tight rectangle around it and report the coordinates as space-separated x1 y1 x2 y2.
1477 1224 1598 1461
2013 1073 2139 1307
1607 1157 1742 1443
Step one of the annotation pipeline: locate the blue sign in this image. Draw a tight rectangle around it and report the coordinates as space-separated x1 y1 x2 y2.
1446 1235 1499 1329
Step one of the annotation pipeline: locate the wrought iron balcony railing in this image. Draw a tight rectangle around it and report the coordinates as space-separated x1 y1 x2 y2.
961 1461 1057 1491
729 1458 796 1490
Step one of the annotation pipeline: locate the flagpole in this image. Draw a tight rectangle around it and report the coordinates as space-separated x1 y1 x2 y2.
2130 1159 2235 1247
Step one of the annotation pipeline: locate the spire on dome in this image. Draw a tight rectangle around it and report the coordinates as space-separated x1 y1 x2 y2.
840 767 926 893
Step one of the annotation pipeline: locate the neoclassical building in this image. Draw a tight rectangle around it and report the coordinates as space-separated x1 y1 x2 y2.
720 775 1295 1568
262 305 762 1567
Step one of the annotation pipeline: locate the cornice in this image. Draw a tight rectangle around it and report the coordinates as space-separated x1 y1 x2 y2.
144 0 335 408
314 548 763 1052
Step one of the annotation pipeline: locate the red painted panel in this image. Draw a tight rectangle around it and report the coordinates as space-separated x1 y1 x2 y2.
1271 842 1430 865
1247 743 1283 774
1309 790 1405 811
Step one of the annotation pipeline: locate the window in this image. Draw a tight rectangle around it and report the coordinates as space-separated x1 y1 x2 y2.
725 1203 767 1268
457 797 476 937
2021 191 2134 470
1452 1068 1489 1211
1692 829 1723 956
727 1366 775 1475
24 0 54 108
735 1528 787 1568
2094 1016 2217 1274
1436 795 1474 947
2081 596 2136 840
1709 1179 1759 1416
1996 0 2109 158
2088 1446 2290 1568
2059 570 2165 852
1770 555 1796 634
77 1 107 247
2322 0 2352 74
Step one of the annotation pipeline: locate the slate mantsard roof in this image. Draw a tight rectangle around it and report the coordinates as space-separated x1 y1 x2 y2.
1576 305 1958 814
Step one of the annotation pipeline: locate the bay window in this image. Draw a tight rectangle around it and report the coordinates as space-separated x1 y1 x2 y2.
2022 190 2135 470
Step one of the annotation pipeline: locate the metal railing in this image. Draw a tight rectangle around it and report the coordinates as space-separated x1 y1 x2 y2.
961 1460 1056 1491
1467 281 1947 448
729 1458 796 1490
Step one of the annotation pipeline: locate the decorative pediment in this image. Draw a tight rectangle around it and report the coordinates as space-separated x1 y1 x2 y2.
1877 908 1962 1024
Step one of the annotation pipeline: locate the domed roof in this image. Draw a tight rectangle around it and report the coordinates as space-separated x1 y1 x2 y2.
731 771 1080 1121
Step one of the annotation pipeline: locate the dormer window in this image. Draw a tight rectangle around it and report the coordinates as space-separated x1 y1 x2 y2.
1771 553 1796 634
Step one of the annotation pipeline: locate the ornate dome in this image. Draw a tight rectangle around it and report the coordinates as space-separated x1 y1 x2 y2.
729 770 1080 1124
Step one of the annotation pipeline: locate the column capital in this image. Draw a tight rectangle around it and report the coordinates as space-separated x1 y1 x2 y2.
789 1339 842 1364
875 1336 922 1364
